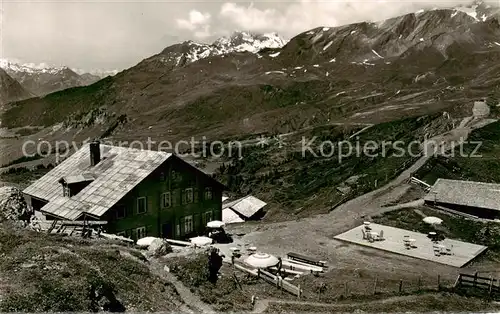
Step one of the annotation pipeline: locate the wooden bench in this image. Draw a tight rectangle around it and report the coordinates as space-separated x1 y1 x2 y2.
287 252 327 268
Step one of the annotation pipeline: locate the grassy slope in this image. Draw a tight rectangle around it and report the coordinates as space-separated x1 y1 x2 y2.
266 293 500 313
166 253 290 312
217 114 447 220
416 120 500 185
1 77 115 128
0 165 52 189
0 223 182 312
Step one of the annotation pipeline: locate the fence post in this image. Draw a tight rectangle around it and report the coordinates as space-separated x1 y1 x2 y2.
437 274 441 291
344 282 348 297
489 276 493 296
417 276 421 291
373 276 378 295
298 285 301 300
473 272 478 288
399 279 403 293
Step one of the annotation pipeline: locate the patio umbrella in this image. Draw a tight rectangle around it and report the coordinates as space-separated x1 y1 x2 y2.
207 220 225 228
190 236 213 246
422 216 443 225
244 252 279 269
136 237 158 247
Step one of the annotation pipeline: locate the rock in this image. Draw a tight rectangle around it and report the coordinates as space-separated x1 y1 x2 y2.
163 265 170 272
148 238 173 257
0 186 31 224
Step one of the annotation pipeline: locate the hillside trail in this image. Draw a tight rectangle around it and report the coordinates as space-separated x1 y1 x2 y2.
310 108 496 228
235 109 496 258
148 259 216 314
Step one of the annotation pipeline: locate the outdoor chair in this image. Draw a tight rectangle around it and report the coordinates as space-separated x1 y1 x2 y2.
366 232 374 243
378 230 384 241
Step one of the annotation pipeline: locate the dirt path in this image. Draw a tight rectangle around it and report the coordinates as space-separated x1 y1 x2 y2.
149 259 215 314
228 115 498 297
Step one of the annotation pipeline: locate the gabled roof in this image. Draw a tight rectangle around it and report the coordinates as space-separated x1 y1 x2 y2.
425 178 500 212
222 195 267 218
222 208 245 224
24 144 172 220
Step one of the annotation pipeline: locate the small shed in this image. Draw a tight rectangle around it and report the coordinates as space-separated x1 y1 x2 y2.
425 178 500 220
222 195 267 224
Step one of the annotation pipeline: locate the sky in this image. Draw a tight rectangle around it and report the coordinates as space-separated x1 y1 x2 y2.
0 0 493 73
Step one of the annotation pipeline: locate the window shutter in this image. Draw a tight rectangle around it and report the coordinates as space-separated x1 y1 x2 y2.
194 188 199 203
181 189 185 205
180 217 185 236
173 189 180 207
194 214 200 232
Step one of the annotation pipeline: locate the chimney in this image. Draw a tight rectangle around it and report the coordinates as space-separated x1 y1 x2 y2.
90 140 101 166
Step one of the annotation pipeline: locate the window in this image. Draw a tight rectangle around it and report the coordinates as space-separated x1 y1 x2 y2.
137 197 147 214
136 226 146 239
204 187 213 200
159 171 167 181
161 192 171 209
184 215 193 234
63 185 70 197
184 188 194 204
172 170 180 182
115 205 126 219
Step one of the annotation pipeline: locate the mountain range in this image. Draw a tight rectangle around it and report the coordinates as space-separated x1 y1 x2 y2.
2 2 500 144
0 59 103 97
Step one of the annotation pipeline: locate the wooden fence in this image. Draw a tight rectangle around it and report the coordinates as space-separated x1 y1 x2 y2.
409 176 431 191
455 273 500 297
258 268 302 298
233 263 302 298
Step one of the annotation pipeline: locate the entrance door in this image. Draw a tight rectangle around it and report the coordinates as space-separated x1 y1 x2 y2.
162 223 173 239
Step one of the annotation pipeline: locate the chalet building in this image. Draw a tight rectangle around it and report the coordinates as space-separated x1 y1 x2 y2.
424 178 500 220
23 141 225 240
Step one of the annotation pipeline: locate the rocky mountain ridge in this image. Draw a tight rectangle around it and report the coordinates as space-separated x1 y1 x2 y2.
0 59 101 96
0 68 33 106
2 6 500 143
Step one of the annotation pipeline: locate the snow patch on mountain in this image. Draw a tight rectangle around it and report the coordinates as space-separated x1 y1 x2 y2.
0 59 116 78
159 32 288 66
372 49 383 58
454 5 479 20
0 59 68 75
323 41 334 51
73 68 119 77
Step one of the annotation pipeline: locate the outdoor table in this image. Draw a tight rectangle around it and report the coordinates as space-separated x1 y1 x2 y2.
428 232 437 241
408 238 416 248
